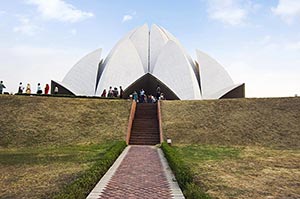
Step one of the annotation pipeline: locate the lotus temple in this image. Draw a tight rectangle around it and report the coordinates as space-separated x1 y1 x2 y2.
51 24 245 100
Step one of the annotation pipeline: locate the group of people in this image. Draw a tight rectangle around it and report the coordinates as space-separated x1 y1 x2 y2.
131 85 165 103
0 81 60 95
101 86 124 98
17 82 53 95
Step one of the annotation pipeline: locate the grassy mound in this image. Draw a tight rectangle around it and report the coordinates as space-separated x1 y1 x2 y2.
0 95 131 198
0 95 131 147
161 97 300 199
161 97 300 149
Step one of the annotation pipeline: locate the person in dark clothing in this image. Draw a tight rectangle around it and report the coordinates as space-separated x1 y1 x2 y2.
18 82 24 94
156 85 161 100
101 89 106 97
0 81 6 94
119 86 123 99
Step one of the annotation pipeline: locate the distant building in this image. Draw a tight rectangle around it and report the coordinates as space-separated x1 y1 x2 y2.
52 24 244 100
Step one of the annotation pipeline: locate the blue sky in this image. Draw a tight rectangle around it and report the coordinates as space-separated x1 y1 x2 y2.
0 0 299 97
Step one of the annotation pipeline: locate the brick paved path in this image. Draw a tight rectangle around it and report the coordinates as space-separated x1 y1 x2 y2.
96 146 173 199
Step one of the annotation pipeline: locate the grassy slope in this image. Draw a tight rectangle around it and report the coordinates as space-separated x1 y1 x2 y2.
0 95 131 147
161 97 300 149
161 98 300 199
0 95 131 198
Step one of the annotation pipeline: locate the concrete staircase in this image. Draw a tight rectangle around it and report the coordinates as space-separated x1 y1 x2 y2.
129 103 160 145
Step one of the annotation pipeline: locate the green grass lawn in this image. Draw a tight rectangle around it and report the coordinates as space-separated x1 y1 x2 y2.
0 142 120 198
173 145 300 199
0 95 131 198
161 98 300 199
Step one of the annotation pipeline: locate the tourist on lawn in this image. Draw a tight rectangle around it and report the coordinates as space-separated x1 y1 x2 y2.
113 87 118 97
37 83 42 94
107 86 113 98
18 82 24 94
26 83 31 94
44 84 50 95
119 86 123 99
101 89 106 97
0 81 6 94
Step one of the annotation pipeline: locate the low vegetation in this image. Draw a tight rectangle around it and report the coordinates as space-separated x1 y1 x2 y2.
0 95 131 147
161 98 300 199
53 141 126 199
161 143 210 199
0 95 131 198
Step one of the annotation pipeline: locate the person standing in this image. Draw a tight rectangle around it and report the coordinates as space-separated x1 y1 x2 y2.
140 89 145 103
107 86 113 98
0 81 6 94
156 85 161 100
44 84 50 95
119 86 123 99
18 82 24 94
133 91 138 102
37 83 42 94
101 89 106 97
26 83 31 94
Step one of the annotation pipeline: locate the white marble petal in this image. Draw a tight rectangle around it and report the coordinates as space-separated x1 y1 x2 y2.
153 40 201 100
95 39 145 96
129 24 149 73
149 24 169 73
208 83 244 99
196 49 234 99
62 48 102 96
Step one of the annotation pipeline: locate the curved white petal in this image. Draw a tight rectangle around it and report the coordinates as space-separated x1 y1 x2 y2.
95 39 145 95
62 48 102 96
129 24 149 73
153 41 201 100
207 83 244 99
149 24 169 72
196 49 234 99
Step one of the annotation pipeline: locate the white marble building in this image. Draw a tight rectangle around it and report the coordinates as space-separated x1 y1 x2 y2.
52 24 244 100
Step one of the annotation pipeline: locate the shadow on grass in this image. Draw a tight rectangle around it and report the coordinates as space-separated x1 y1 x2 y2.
0 143 114 165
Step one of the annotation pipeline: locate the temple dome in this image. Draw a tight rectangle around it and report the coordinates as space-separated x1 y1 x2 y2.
52 24 245 100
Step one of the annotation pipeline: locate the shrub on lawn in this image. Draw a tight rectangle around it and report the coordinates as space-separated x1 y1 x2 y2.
52 141 127 199
161 142 210 199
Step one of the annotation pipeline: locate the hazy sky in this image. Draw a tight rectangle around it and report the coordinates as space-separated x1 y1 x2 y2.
0 0 299 97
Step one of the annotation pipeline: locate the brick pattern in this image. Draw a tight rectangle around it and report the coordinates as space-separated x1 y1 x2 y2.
98 146 172 199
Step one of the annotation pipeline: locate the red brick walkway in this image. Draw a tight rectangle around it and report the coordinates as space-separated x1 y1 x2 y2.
98 146 172 199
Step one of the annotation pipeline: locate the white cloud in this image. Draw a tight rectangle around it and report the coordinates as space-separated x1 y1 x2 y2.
26 0 94 23
122 11 136 22
272 0 300 24
13 16 41 36
0 10 7 15
122 15 133 22
207 0 247 25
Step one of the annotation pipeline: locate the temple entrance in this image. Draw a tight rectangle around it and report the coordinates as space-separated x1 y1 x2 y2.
123 73 179 100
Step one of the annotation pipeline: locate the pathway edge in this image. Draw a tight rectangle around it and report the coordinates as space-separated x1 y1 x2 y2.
158 147 185 199
86 146 131 199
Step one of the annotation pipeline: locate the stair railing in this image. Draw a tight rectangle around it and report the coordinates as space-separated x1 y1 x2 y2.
157 101 164 144
126 101 137 145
